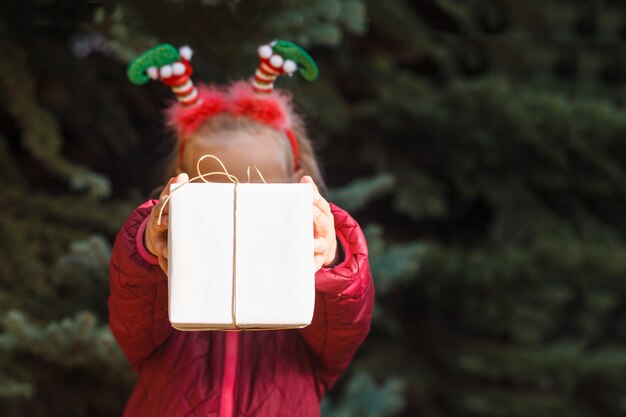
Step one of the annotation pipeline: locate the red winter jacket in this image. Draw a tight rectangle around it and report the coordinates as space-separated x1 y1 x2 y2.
108 199 374 417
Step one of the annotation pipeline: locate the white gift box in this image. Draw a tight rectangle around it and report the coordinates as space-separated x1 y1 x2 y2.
167 182 315 330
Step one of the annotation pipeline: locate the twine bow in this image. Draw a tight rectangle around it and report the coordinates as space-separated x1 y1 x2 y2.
157 154 267 226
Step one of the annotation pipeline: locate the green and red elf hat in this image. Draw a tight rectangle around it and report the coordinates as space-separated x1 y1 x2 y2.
127 41 318 171
253 40 318 94
128 44 199 105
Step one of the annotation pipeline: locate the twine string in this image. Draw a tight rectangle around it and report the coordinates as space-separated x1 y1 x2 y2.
232 178 238 328
246 164 267 184
157 154 266 226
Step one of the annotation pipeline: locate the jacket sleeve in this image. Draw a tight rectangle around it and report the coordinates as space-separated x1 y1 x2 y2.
298 203 375 394
108 199 173 373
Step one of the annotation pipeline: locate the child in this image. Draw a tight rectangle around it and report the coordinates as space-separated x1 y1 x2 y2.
109 41 374 417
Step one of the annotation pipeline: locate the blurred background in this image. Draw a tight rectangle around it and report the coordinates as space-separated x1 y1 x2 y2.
2 0 626 416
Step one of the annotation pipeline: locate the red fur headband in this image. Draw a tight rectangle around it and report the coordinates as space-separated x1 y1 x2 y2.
127 41 319 172
165 81 298 169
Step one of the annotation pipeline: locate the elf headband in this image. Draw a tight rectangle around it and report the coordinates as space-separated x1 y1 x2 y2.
127 41 319 171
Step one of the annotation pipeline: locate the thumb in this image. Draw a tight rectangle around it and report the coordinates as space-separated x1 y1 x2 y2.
300 175 320 197
299 175 313 184
173 172 189 184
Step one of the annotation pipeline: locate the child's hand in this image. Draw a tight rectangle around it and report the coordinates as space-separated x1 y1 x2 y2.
300 176 338 272
145 173 189 275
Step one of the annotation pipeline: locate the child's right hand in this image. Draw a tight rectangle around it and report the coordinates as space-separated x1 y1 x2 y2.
144 173 189 275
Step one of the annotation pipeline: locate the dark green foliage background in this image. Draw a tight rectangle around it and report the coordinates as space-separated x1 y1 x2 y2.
1 1 626 416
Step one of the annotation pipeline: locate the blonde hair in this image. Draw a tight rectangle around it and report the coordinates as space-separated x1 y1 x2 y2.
162 112 327 194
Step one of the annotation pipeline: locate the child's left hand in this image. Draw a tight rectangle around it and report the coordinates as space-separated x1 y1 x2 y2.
300 176 338 271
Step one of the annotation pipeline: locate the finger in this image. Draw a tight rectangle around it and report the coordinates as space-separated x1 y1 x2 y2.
313 205 324 223
159 172 189 200
153 238 168 259
312 206 329 237
157 214 168 229
304 177 331 222
173 172 190 184
159 176 176 200
301 175 321 201
313 192 332 219
158 256 169 277
302 176 332 223
314 237 327 254
157 173 190 217
150 213 169 233
314 254 325 271
155 182 175 218
299 175 313 185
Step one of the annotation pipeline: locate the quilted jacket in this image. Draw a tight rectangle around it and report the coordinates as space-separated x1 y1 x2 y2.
109 199 374 417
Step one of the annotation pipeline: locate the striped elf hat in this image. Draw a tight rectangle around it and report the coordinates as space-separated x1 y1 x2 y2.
127 44 199 106
253 40 318 93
